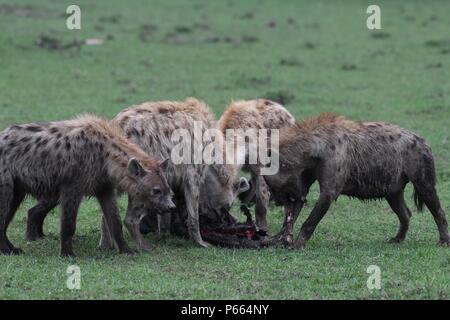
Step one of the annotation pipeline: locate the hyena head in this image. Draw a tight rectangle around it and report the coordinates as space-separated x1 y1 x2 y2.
200 166 250 215
264 172 304 215
127 158 175 213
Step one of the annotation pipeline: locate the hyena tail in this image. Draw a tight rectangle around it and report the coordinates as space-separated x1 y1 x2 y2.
413 187 425 212
411 150 436 213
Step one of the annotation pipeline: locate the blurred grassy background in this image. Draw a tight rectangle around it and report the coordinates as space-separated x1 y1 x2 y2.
0 0 449 299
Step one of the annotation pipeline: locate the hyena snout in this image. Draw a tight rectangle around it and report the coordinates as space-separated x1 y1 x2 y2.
161 194 176 211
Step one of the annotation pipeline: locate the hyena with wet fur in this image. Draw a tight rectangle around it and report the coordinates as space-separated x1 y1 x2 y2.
111 98 247 249
0 115 174 256
218 99 295 232
264 113 450 248
25 99 249 250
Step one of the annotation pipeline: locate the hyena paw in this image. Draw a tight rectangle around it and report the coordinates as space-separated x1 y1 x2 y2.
197 240 212 248
293 241 306 250
388 237 404 244
137 242 154 253
118 245 135 255
10 247 24 255
438 238 450 247
26 233 44 242
97 242 115 251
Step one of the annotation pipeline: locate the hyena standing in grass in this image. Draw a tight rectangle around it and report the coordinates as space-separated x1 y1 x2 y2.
25 99 249 250
218 99 295 233
0 115 174 256
264 113 450 248
110 98 247 249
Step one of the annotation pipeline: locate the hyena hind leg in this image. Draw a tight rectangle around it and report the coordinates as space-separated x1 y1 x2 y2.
59 193 83 257
386 191 411 243
26 198 58 242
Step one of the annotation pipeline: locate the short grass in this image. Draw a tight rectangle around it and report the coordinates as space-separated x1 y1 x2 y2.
0 0 449 299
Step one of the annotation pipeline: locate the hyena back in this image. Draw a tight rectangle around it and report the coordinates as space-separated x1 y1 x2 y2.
0 115 173 256
113 98 246 249
264 113 450 248
218 99 295 232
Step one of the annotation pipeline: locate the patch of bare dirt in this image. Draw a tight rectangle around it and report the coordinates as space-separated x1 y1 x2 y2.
341 63 357 71
370 31 390 39
280 58 303 67
0 4 55 18
99 15 122 24
425 39 450 48
304 42 317 49
35 35 83 51
138 24 158 43
239 12 254 19
242 35 260 43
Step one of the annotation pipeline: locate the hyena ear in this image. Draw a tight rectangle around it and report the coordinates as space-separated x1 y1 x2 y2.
159 158 170 171
128 158 145 177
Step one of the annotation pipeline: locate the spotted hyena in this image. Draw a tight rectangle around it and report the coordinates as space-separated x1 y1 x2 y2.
264 113 450 249
111 98 248 249
0 115 174 256
25 99 249 250
218 99 295 232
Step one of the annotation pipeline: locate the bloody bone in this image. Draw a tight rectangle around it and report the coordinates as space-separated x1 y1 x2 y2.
200 205 268 248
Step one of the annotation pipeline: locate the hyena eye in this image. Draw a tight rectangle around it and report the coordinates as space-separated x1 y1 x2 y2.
152 187 161 195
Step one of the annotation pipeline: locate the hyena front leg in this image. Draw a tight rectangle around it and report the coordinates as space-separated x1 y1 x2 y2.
124 195 153 252
26 198 58 242
96 189 133 254
294 190 337 249
0 178 25 255
98 216 114 251
59 192 83 257
254 175 270 233
184 180 210 248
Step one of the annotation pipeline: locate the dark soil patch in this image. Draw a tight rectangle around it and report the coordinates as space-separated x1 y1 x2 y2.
287 17 296 25
242 35 260 43
0 4 55 18
163 32 188 45
341 63 357 71
35 35 83 51
425 39 450 48
267 21 276 28
280 58 303 67
140 60 153 69
304 42 317 49
94 24 105 32
240 12 254 19
138 24 158 42
264 90 295 105
174 26 193 34
425 63 442 69
192 22 210 31
99 15 122 24
370 31 390 39
205 36 233 44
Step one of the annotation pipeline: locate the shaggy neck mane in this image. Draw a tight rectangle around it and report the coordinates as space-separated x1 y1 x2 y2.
76 115 159 193
277 113 357 170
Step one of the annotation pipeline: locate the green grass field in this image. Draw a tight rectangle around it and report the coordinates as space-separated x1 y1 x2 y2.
0 0 449 299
